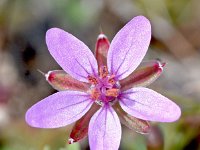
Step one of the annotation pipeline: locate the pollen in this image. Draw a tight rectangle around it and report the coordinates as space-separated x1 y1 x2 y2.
108 75 116 85
105 88 119 97
90 88 100 100
88 75 98 85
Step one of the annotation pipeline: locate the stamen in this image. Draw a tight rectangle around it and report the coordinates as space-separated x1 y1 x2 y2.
108 75 116 85
88 75 98 85
106 88 119 97
99 66 108 78
90 88 100 100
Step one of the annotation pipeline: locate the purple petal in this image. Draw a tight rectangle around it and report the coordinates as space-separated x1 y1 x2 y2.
46 28 98 82
25 91 93 128
107 16 151 80
119 87 181 122
89 106 121 150
120 60 165 91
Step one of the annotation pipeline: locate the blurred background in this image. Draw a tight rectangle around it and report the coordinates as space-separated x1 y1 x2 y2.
0 0 200 150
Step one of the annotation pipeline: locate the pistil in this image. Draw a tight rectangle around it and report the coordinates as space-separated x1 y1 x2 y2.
88 66 120 105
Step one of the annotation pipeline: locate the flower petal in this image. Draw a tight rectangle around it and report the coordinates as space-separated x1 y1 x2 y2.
114 103 150 134
46 28 98 82
120 60 165 91
95 33 110 68
107 16 151 80
68 104 100 144
45 70 90 91
25 91 93 128
89 106 121 150
119 87 181 122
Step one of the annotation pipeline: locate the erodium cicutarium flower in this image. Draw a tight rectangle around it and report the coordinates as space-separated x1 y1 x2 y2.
25 16 181 150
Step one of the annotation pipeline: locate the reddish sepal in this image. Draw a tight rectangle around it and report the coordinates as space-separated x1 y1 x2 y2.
46 70 90 91
95 33 110 69
68 104 100 144
120 60 165 91
114 103 151 134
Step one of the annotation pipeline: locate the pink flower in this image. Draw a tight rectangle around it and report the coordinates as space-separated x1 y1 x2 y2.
25 16 181 150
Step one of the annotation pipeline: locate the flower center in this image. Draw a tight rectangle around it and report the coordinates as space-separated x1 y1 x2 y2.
88 66 120 106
